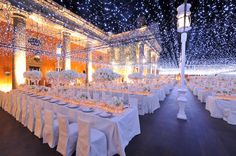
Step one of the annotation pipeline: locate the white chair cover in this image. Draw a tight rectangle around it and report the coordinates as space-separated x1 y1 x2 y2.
76 118 107 156
102 91 112 102
43 109 59 148
227 110 236 125
128 96 138 109
21 95 28 127
10 93 17 116
12 93 20 117
15 95 22 122
5 93 12 113
93 91 100 100
57 114 78 156
0 91 3 108
34 104 44 138
27 98 35 132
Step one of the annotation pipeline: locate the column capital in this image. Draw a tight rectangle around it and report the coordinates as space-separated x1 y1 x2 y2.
62 31 71 36
12 12 27 20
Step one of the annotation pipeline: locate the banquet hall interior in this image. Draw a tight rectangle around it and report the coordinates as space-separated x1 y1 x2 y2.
0 0 236 156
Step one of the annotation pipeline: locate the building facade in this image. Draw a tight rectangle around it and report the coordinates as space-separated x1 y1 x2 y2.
0 0 161 92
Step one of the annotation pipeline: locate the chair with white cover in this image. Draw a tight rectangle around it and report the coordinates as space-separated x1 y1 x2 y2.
5 93 12 113
76 118 107 156
15 94 22 122
101 91 112 102
10 93 17 116
93 91 100 101
0 91 3 108
226 109 236 125
57 114 78 156
43 109 59 148
34 104 44 138
21 95 29 127
27 98 35 132
12 93 20 118
128 95 138 109
2 93 9 111
1 93 5 110
0 91 5 109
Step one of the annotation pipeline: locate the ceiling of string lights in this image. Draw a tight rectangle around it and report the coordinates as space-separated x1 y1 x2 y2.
53 0 236 68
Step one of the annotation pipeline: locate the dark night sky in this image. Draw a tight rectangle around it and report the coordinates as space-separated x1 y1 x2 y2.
53 0 236 68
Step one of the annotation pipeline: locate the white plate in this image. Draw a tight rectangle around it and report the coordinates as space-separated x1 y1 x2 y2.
57 101 68 105
49 99 60 103
98 112 112 118
42 97 51 100
81 107 94 112
67 104 79 108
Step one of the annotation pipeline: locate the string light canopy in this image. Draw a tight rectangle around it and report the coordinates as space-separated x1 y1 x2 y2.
53 0 236 68
0 0 235 70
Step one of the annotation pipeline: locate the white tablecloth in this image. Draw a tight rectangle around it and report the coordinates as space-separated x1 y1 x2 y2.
206 96 236 118
197 89 213 103
18 92 140 156
85 89 160 115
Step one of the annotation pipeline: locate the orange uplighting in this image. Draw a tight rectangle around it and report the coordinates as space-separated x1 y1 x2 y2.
0 83 12 92
176 74 181 81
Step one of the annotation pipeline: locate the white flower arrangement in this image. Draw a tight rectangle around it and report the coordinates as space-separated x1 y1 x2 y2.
23 70 42 80
145 74 156 79
79 93 88 100
143 86 151 92
77 73 86 79
46 71 60 81
93 68 120 81
128 73 144 80
111 96 124 107
60 70 78 82
37 86 50 93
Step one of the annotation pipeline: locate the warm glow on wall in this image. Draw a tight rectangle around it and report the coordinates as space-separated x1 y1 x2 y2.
15 50 26 86
65 57 71 70
113 64 133 82
0 84 12 92
88 61 93 82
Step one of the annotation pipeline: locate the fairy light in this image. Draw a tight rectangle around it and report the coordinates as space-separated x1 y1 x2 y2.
0 0 235 82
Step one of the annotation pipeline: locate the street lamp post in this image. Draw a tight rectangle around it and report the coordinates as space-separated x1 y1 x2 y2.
176 2 191 120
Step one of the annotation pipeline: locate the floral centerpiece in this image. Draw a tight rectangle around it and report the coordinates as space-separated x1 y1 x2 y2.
111 96 124 107
79 93 88 100
93 68 120 82
77 73 87 86
35 86 50 93
143 86 151 92
77 73 86 79
128 72 144 80
146 74 156 79
60 70 78 85
46 71 60 86
23 70 42 85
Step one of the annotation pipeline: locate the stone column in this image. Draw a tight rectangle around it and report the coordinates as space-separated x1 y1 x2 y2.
62 32 71 70
139 42 144 74
86 41 92 83
147 50 152 74
120 46 125 65
109 47 115 63
12 13 27 89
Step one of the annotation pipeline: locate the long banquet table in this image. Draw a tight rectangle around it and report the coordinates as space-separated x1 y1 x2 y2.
79 87 161 115
12 90 141 156
206 95 236 119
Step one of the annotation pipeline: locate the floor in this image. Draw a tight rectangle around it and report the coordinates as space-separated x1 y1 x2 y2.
1 86 236 156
